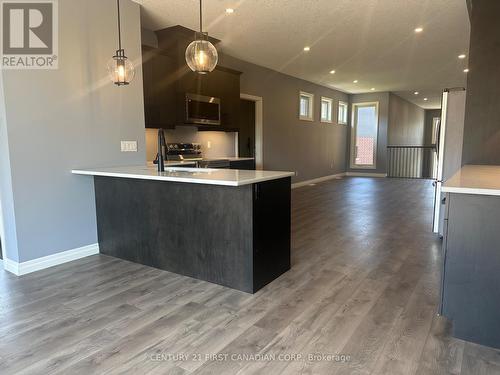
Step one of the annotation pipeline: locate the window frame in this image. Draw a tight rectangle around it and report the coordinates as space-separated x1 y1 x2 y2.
431 117 440 145
338 101 348 125
299 91 314 121
320 96 333 123
349 101 380 170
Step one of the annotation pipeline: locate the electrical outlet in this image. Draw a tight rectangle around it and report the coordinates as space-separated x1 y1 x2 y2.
121 141 137 152
207 141 212 149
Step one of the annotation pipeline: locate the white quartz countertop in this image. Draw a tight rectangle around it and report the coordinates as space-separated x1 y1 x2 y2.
442 165 500 196
72 165 294 186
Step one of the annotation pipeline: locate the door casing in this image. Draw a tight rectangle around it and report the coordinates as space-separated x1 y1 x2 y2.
350 101 380 170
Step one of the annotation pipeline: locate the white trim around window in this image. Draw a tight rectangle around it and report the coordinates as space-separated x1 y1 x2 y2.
299 91 314 121
338 101 348 125
320 97 333 123
350 101 379 170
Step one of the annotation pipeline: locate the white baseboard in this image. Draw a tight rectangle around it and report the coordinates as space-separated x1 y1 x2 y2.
292 173 346 189
3 258 18 274
2 243 99 276
345 172 387 178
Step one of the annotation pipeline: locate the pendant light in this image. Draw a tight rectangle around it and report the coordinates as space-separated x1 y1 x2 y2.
107 0 135 86
185 0 218 74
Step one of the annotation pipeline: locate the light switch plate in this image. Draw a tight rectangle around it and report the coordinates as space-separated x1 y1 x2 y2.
121 141 138 152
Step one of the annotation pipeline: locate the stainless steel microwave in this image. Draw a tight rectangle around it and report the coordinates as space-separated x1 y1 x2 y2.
185 93 221 126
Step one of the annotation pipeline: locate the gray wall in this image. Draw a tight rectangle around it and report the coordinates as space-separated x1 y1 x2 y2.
462 0 500 164
0 0 145 263
347 92 390 175
0 74 19 261
388 93 426 146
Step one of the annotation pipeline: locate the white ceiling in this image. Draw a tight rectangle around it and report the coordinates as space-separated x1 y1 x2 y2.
135 0 470 109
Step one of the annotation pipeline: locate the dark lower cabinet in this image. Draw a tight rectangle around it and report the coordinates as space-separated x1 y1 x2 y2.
441 192 500 349
229 159 256 170
94 176 291 293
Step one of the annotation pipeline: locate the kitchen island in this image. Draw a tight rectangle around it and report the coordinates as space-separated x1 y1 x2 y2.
72 166 294 293
441 165 500 348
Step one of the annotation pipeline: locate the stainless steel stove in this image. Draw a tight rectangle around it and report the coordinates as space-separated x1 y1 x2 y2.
155 143 230 168
166 143 202 161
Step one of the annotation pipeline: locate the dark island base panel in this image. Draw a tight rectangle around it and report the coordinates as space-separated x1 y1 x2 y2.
94 176 291 293
442 193 500 349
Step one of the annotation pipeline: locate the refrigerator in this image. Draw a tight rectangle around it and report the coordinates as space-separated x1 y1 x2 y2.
432 88 466 235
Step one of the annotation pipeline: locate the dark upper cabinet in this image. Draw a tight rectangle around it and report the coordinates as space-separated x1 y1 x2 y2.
142 26 241 131
142 46 177 128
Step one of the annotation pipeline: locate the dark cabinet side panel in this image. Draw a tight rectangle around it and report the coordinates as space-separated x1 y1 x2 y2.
253 177 291 291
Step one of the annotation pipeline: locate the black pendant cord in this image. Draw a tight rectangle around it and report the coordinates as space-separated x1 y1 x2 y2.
199 0 203 32
117 0 122 51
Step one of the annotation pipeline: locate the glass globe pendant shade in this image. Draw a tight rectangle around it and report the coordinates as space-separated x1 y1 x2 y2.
108 49 135 86
185 32 218 74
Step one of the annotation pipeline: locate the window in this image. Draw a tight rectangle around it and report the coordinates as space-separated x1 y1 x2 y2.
431 117 440 145
299 91 314 121
320 97 333 123
338 101 348 124
350 102 379 169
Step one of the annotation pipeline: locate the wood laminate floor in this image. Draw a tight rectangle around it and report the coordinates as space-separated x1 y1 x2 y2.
1 177 500 374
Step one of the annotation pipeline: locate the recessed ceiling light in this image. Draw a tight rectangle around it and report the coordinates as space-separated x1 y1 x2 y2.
424 98 428 101
414 91 419 95
370 88 375 91
464 68 469 73
458 54 466 59
303 46 310 52
353 80 358 83
414 27 423 33
225 8 234 14
329 70 336 74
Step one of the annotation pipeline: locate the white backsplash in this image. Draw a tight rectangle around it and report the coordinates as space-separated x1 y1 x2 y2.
145 127 238 161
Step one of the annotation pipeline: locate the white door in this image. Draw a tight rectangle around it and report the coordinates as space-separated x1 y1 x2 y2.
350 102 379 169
